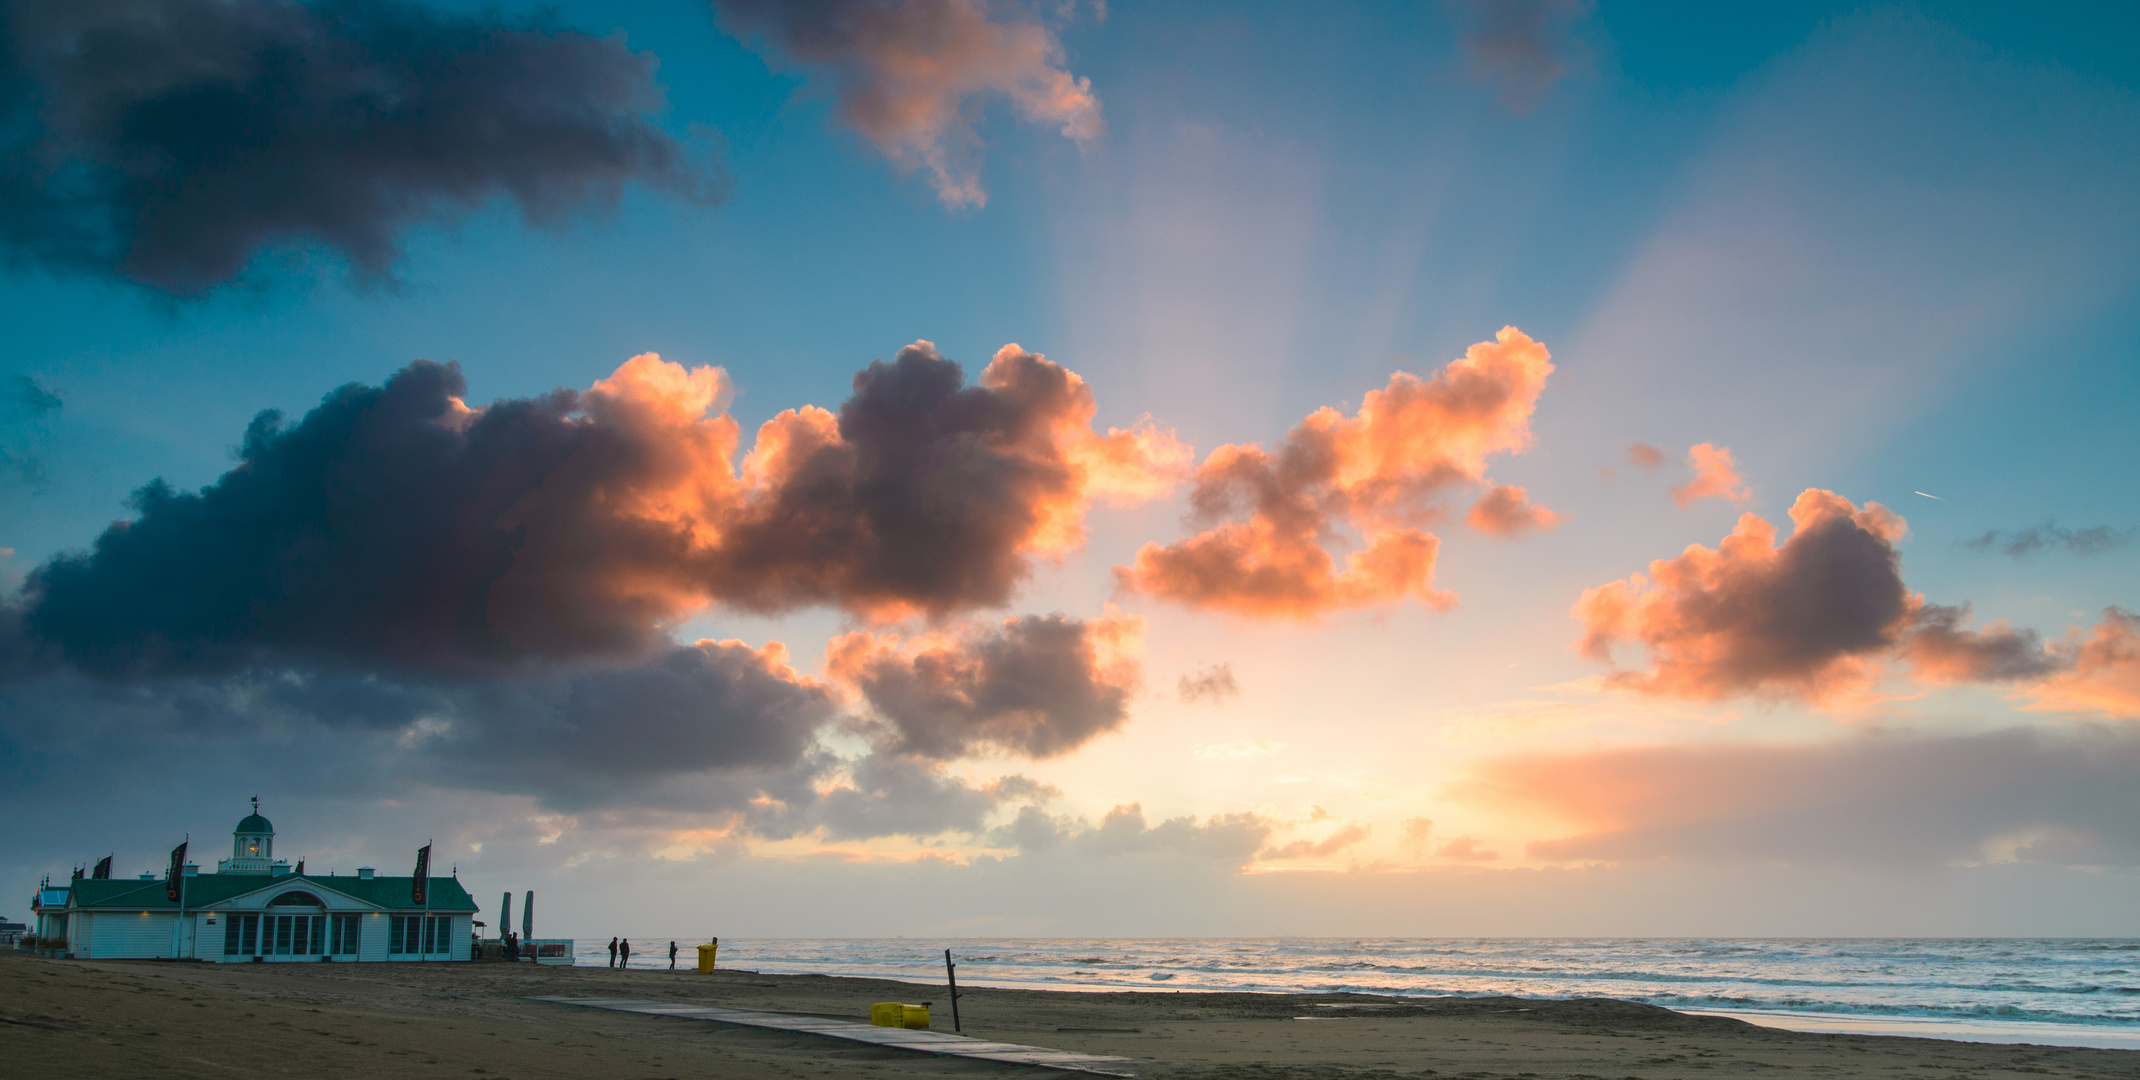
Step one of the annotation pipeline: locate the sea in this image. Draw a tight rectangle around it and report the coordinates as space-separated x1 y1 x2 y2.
586 937 2140 1050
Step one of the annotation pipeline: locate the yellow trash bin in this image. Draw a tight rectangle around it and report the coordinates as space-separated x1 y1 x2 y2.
870 1002 930 1029
695 941 718 973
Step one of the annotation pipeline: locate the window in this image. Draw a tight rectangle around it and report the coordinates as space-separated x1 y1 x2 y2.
274 915 294 954
330 915 360 955
389 915 452 955
223 915 241 955
239 914 258 955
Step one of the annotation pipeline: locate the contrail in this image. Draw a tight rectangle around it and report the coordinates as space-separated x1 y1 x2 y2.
1914 491 1943 500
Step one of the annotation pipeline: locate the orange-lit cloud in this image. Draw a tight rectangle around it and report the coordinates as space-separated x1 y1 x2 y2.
1670 442 1750 507
20 343 1184 677
2027 608 2140 720
1625 442 1667 470
1258 822 1369 861
1467 483 1562 536
1574 489 1911 702
826 608 1144 759
713 0 1101 208
1116 326 1555 619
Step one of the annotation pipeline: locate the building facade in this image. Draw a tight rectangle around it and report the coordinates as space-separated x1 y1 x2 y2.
40 805 477 963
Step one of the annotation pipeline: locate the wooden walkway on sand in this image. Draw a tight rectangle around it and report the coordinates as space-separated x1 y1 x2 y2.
531 996 1141 1077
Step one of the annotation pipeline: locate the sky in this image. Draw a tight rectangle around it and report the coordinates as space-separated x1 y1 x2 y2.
2 0 2138 939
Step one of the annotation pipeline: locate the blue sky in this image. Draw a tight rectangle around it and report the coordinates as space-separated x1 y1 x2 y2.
3 0 2137 937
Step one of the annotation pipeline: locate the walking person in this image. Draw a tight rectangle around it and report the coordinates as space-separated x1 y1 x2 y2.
620 938 632 969
607 936 618 968
668 941 678 970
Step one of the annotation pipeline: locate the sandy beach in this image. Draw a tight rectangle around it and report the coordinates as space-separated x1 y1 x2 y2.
5 949 2138 1079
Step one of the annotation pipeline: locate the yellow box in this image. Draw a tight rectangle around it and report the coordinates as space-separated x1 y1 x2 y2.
870 1002 930 1029
695 942 718 973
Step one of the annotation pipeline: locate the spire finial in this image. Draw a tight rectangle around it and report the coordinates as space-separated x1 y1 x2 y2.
252 794 259 812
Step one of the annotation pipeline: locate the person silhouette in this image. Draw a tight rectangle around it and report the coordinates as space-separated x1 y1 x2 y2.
669 941 678 970
607 936 618 968
620 938 632 969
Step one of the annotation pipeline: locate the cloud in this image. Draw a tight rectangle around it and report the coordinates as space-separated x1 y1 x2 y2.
1574 488 1912 702
712 0 1100 208
1625 442 1667 470
1444 0 1592 113
1399 816 1434 857
825 609 1143 760
1669 443 1750 508
1466 483 1561 536
0 0 716 295
1463 726 2140 868
1965 521 2137 558
1435 836 1499 862
794 754 1055 842
2 374 59 417
1903 603 2066 684
709 342 1188 621
1115 326 1555 619
17 344 1183 678
1192 739 1281 761
1258 822 1369 861
1 373 61 487
992 802 1273 867
1177 661 1239 704
2026 608 2140 721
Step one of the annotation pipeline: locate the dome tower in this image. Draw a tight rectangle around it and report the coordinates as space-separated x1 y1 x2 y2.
218 796 282 875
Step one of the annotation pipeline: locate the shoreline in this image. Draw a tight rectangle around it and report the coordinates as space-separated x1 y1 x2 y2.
610 959 2140 1052
8 948 2140 1078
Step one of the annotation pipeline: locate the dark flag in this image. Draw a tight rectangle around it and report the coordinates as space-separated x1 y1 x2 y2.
295 860 305 876
72 866 83 880
411 844 431 906
165 841 187 902
92 856 111 879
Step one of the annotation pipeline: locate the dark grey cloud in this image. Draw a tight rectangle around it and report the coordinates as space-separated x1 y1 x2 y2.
1177 661 1239 704
19 359 666 676
703 341 1169 620
829 612 1142 760
0 373 60 488
1964 521 2136 558
1470 726 2140 868
1904 603 2068 684
0 0 716 295
16 344 1161 679
1445 0 1591 113
0 637 1054 843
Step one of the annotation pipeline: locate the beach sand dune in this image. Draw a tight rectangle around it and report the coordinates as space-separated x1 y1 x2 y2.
3 949 2134 1079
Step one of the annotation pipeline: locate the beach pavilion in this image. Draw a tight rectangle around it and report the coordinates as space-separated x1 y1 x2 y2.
37 803 478 962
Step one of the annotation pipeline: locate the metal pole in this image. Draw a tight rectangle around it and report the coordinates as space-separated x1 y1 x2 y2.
945 948 961 1033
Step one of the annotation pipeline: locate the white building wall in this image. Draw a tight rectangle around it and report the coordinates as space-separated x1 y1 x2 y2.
86 910 178 959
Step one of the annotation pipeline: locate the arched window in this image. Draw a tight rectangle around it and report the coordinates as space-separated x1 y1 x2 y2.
268 891 324 907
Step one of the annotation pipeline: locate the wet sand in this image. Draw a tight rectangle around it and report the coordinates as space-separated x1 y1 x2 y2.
4 948 2137 1079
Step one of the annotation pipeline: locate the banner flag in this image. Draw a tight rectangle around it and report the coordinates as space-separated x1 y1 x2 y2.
165 841 187 902
92 856 111 879
411 844 431 906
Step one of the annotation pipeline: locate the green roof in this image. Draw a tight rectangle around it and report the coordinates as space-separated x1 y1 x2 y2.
236 813 274 833
66 874 477 913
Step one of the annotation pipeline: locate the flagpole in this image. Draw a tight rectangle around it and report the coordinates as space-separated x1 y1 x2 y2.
422 838 431 964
